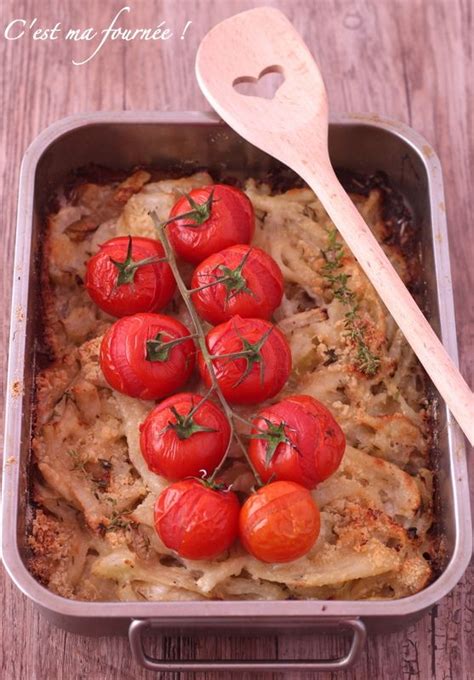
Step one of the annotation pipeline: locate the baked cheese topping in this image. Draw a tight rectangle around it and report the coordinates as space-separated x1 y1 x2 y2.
29 170 435 601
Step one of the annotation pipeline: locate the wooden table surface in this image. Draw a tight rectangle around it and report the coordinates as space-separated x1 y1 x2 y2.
1 1 472 678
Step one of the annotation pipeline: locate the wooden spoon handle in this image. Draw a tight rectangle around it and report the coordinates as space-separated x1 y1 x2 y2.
305 163 474 444
195 6 473 444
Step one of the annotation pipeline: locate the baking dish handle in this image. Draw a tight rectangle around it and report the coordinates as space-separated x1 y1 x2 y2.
129 617 366 672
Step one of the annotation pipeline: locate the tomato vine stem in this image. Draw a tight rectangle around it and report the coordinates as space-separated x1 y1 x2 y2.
110 235 168 286
145 333 198 363
159 189 218 229
188 275 231 294
151 211 263 487
190 248 255 305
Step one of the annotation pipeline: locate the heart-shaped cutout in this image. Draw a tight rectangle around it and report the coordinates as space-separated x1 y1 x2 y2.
233 65 284 100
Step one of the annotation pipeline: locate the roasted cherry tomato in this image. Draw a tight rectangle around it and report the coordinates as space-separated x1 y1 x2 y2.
167 184 255 263
198 316 291 405
248 395 345 489
239 481 320 563
191 245 284 324
154 479 240 559
100 313 195 400
140 392 231 481
86 236 175 317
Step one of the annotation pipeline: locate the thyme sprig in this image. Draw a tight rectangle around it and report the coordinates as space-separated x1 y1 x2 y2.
67 449 88 474
151 211 263 487
321 228 381 377
66 450 111 491
105 509 134 532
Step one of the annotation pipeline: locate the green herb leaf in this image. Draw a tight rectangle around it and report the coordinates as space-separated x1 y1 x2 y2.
66 449 88 473
105 509 133 532
320 228 381 377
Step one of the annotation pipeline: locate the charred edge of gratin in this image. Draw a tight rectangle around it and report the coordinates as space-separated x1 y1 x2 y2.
29 165 440 592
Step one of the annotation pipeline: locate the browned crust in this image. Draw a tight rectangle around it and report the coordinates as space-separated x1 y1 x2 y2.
28 165 441 595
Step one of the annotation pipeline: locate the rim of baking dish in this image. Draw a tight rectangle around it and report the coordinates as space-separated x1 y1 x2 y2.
2 111 471 621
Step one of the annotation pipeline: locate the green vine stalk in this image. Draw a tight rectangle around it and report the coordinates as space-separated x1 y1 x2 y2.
151 211 263 487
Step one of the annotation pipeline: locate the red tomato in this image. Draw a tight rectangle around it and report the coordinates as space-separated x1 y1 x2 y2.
154 479 240 559
248 395 346 488
239 481 320 563
191 245 284 324
85 236 175 317
140 392 231 481
100 313 195 400
167 184 255 263
198 316 291 405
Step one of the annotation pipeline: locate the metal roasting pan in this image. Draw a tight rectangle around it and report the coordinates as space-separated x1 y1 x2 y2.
2 111 471 673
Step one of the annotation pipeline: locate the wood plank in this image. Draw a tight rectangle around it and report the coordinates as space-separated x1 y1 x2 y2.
1 1 471 679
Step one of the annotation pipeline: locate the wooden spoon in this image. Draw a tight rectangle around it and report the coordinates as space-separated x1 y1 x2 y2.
195 7 474 444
